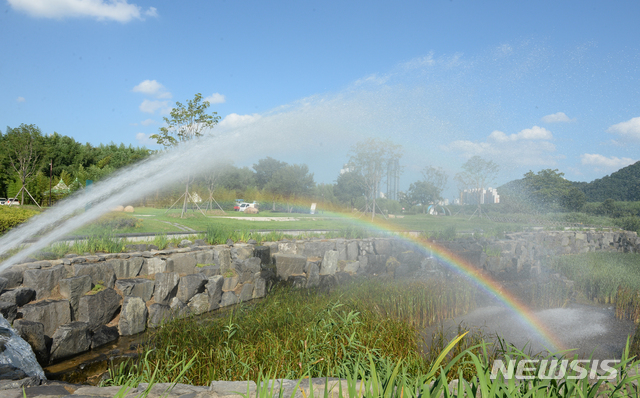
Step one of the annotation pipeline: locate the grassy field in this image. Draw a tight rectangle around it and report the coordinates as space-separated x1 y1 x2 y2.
71 206 539 237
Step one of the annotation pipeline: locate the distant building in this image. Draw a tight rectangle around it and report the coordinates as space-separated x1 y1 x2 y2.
460 187 500 205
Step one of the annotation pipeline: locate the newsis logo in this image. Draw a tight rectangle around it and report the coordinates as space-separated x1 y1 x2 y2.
490 359 620 380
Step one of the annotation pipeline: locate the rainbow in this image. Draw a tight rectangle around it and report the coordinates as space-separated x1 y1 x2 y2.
323 210 566 353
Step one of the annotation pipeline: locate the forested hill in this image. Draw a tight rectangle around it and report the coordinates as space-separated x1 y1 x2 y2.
573 161 640 202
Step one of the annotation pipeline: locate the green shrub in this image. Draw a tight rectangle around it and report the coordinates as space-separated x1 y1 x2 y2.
0 206 39 234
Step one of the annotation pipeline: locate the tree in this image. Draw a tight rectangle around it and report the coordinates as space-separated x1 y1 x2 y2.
4 124 44 205
253 157 288 190
150 93 221 217
348 138 403 220
454 156 499 218
265 164 315 212
407 180 439 213
334 171 366 209
421 166 448 202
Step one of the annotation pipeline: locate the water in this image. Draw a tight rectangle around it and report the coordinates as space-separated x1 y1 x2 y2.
428 303 636 359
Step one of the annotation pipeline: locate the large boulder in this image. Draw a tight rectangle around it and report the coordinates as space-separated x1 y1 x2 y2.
274 254 306 281
169 297 190 319
77 288 122 330
176 274 207 303
187 293 210 315
346 241 359 261
0 287 36 307
239 284 254 302
118 297 148 336
220 291 238 307
22 265 66 300
59 276 92 321
49 322 92 362
305 262 320 288
0 301 17 323
237 258 261 283
0 268 24 289
115 278 155 302
12 320 48 365
320 250 339 275
166 254 197 274
254 246 271 266
0 315 45 380
153 272 180 305
72 263 116 289
19 300 71 338
108 258 144 279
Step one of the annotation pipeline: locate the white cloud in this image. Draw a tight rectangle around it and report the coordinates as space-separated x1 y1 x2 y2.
140 118 156 126
139 99 170 114
580 153 636 172
16 96 25 102
541 112 576 123
487 126 553 142
7 0 158 22
132 80 171 99
135 132 154 145
218 113 261 129
607 117 640 143
204 93 226 104
443 126 559 166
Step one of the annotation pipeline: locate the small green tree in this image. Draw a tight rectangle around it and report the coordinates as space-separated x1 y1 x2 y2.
407 180 439 213
4 124 44 205
150 93 221 217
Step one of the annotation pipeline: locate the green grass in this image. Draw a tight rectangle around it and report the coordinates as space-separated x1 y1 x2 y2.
101 279 479 386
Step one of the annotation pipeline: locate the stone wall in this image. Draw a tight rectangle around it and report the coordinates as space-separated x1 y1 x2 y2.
0 230 638 366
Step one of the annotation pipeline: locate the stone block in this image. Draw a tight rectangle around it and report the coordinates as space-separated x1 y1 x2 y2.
91 325 119 349
153 272 180 305
206 276 224 311
0 301 17 323
305 262 320 288
176 274 207 303
59 276 92 321
72 263 116 289
50 322 91 361
187 293 210 315
141 257 167 275
274 254 306 281
239 284 254 302
115 278 155 302
77 288 121 330
254 246 271 266
220 291 238 307
22 264 66 300
320 250 339 275
0 287 35 307
19 299 71 337
167 254 197 274
12 319 48 364
148 303 172 328
118 297 148 336
108 257 144 279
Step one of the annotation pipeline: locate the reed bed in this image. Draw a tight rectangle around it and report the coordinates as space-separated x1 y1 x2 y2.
102 279 478 386
549 252 640 321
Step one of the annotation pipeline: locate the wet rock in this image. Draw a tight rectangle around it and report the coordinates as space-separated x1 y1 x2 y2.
320 250 339 275
205 276 224 311
22 264 65 300
20 300 71 337
108 257 144 279
50 322 91 361
220 291 238 307
72 262 116 289
148 303 172 328
12 320 48 364
118 297 147 336
153 272 179 305
77 288 121 330
274 254 306 281
176 274 207 303
59 276 92 321
115 278 155 302
0 364 28 380
166 254 197 274
0 287 36 307
91 325 119 349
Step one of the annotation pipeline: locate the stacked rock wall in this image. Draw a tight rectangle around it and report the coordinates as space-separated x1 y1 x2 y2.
0 230 638 366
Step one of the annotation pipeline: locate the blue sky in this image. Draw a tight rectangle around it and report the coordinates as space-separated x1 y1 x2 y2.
1 0 639 199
